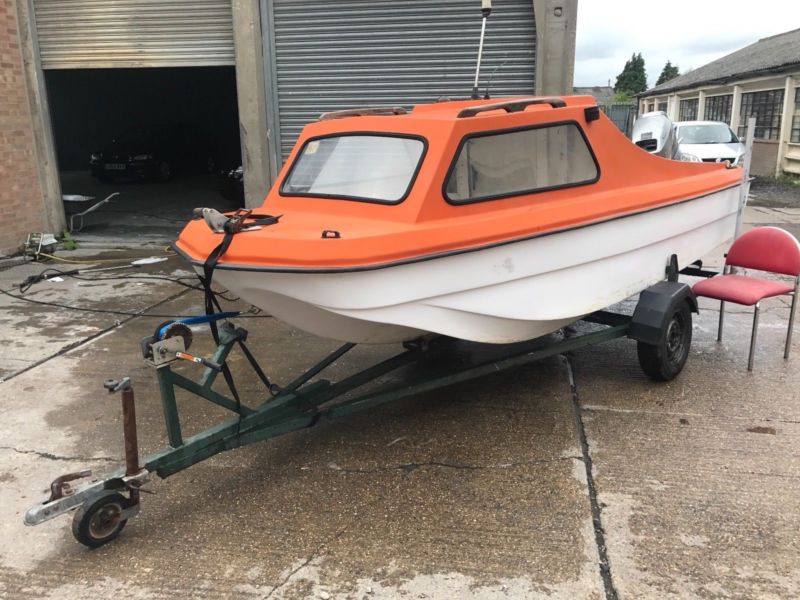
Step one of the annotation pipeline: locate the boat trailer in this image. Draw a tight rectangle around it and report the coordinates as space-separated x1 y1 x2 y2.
25 280 697 547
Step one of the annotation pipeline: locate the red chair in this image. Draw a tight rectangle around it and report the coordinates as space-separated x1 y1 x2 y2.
693 226 800 370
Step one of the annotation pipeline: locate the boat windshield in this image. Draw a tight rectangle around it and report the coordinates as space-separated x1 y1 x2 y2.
281 135 425 203
677 123 739 144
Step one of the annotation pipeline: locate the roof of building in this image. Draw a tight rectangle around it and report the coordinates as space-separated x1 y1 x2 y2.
642 28 800 96
573 85 615 106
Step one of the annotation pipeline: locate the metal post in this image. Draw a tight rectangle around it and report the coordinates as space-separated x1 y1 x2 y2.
157 368 184 448
120 386 140 506
121 387 140 476
785 277 799 359
471 1 492 99
734 117 756 240
748 303 760 371
717 300 725 342
472 17 488 99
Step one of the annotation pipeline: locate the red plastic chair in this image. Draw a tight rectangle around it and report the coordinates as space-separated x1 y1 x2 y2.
693 226 800 370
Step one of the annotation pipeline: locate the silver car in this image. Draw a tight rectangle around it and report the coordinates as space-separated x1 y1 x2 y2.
676 120 745 165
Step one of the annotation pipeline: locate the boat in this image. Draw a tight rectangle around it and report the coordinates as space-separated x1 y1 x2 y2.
174 95 742 344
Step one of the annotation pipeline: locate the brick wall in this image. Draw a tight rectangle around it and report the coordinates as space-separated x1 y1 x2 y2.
0 0 48 256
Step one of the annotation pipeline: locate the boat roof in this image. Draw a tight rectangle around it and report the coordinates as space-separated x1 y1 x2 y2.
315 95 600 124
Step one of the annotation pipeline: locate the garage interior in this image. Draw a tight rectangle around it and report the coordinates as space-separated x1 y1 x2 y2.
26 0 552 242
29 0 241 240
45 66 242 238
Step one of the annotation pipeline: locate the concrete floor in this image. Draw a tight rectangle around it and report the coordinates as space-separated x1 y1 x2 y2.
0 206 799 599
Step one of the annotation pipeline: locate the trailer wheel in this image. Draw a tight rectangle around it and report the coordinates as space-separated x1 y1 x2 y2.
72 491 129 548
637 301 692 381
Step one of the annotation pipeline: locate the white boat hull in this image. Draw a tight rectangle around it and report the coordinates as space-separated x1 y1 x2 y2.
208 186 740 343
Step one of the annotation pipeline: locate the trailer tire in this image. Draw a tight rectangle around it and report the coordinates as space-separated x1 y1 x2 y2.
72 491 129 548
637 300 692 381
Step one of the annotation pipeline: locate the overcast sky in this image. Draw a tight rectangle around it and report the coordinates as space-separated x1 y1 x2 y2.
575 0 800 89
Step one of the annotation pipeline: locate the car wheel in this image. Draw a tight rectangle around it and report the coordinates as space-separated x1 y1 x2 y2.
158 161 172 181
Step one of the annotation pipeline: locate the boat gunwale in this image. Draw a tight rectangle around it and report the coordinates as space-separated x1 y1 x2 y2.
173 181 741 274
441 119 602 205
278 130 430 206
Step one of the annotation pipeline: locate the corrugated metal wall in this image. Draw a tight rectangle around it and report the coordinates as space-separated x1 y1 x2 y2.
271 0 537 159
33 0 235 69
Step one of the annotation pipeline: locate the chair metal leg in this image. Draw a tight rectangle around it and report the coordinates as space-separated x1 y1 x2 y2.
748 303 760 371
785 279 799 360
717 300 725 342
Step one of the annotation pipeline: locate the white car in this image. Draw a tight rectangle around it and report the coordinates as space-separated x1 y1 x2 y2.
676 121 745 165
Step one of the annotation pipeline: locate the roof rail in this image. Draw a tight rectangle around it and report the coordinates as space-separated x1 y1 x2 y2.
318 107 407 121
457 97 567 118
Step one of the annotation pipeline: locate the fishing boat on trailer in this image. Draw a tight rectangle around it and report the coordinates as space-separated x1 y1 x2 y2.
22 1 752 549
175 95 742 344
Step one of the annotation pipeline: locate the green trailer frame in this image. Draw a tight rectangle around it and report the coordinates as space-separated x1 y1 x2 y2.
24 280 696 547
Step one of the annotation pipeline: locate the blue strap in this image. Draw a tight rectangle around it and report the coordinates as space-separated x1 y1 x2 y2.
157 312 240 339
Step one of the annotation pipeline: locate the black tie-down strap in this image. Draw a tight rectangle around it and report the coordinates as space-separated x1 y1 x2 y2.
197 209 282 409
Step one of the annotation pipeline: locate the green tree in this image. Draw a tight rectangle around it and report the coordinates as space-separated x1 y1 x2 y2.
614 53 647 96
656 60 680 86
612 90 632 103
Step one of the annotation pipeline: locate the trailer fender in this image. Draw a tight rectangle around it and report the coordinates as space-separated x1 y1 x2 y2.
628 281 698 346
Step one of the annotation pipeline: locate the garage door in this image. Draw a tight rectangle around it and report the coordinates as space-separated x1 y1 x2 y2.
271 0 537 159
33 0 235 69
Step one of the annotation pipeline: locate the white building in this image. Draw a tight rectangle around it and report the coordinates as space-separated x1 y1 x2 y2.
639 28 800 177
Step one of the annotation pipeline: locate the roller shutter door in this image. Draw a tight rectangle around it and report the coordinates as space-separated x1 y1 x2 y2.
271 0 536 159
33 0 235 69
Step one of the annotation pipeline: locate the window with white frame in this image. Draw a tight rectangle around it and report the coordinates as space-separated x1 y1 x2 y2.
705 94 733 124
679 98 699 121
657 101 668 113
738 89 784 140
791 88 800 144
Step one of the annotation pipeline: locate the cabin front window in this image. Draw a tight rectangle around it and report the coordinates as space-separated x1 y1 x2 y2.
445 122 599 203
281 134 425 203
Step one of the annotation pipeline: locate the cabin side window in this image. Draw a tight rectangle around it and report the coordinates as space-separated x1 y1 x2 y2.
445 122 599 203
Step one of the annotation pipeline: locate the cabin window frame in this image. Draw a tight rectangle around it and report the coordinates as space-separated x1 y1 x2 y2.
442 120 601 205
279 131 429 205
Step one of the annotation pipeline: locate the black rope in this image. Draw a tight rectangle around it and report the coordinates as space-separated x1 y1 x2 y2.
0 287 267 318
18 267 239 300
